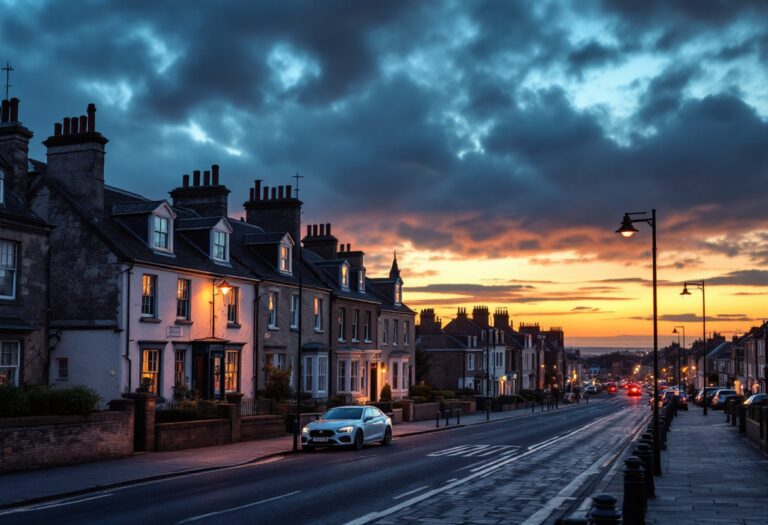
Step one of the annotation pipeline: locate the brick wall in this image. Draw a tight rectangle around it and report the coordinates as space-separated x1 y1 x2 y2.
0 409 133 473
241 415 285 440
154 419 230 451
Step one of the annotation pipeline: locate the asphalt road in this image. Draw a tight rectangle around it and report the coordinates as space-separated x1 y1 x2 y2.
0 395 648 525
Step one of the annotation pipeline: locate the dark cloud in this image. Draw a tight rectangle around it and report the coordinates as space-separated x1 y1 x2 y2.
706 270 768 287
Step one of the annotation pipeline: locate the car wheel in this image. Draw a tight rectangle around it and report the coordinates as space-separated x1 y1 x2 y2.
381 426 392 446
302 445 315 452
353 430 364 451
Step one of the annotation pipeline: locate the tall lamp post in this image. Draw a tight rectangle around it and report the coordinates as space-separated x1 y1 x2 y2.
681 281 706 415
616 210 661 475
672 325 685 387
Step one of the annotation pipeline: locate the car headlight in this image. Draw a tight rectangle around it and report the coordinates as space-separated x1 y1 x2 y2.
337 426 354 433
302 426 310 434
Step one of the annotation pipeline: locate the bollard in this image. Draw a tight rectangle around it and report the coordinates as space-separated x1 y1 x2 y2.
726 400 731 423
590 493 621 525
739 405 747 434
560 516 588 525
731 401 738 427
445 409 450 427
636 442 656 496
531 399 535 413
622 456 645 524
436 410 440 428
456 407 461 425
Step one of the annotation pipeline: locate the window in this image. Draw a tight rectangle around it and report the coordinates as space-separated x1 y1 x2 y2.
290 294 299 329
141 274 157 317
467 353 474 371
362 361 368 392
393 362 399 390
227 287 240 324
314 297 323 330
318 355 328 395
402 363 409 390
304 356 314 391
394 282 402 305
152 216 169 251
351 361 359 392
338 360 347 392
57 357 69 380
0 240 17 299
174 349 186 386
352 309 359 341
358 270 365 293
392 320 399 346
267 291 279 328
364 311 371 342
141 348 161 394
404 321 410 346
279 244 291 274
212 230 229 262
225 350 239 392
0 341 20 385
382 319 388 345
340 264 349 289
176 279 190 320
0 169 4 205
338 307 346 341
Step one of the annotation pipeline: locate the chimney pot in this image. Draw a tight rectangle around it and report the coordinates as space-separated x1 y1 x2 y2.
263 186 269 200
285 185 292 198
319 224 325 236
249 188 254 201
313 224 318 236
87 103 96 132
306 225 311 236
9 98 19 122
203 170 210 186
278 186 284 199
70 116 79 134
271 187 277 200
326 223 331 235
254 180 262 201
183 174 190 187
79 115 87 133
63 117 71 135
0 99 8 123
54 122 62 136
193 170 201 186
212 164 220 185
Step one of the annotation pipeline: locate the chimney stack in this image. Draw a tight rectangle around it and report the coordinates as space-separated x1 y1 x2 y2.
9 98 19 122
472 305 490 328
87 103 96 132
0 97 33 196
212 164 220 185
243 178 303 243
301 222 339 260
493 307 510 330
170 164 230 217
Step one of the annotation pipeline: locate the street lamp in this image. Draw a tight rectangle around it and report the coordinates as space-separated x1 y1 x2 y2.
681 281 706 415
616 210 661 474
672 326 685 387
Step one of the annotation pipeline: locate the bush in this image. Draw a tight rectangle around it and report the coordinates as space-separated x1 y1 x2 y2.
379 383 392 402
155 399 220 423
409 383 433 400
263 364 293 402
0 385 101 417
433 390 455 399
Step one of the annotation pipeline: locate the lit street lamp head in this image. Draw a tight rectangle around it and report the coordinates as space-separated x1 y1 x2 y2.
680 286 691 296
616 213 639 238
672 327 678 334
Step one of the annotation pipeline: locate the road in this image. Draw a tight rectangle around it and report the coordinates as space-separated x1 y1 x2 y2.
0 395 648 525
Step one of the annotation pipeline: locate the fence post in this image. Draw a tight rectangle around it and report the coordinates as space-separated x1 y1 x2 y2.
226 392 244 443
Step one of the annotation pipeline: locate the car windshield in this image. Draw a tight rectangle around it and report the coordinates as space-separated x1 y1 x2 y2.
322 407 363 420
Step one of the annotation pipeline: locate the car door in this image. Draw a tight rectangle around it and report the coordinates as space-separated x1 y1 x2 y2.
363 408 378 441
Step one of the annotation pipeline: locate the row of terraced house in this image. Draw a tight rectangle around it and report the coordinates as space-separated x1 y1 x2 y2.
0 96 415 404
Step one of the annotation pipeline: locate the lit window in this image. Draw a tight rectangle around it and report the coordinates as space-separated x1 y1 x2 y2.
394 282 402 304
0 240 17 299
225 350 239 392
141 348 160 394
141 274 157 317
176 279 190 319
212 230 229 262
358 270 365 293
290 294 299 328
0 341 20 386
152 216 170 250
279 244 291 274
314 297 323 330
228 287 240 324
268 291 279 328
340 264 349 289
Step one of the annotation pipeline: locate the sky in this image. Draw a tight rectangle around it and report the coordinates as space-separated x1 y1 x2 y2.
3 0 768 348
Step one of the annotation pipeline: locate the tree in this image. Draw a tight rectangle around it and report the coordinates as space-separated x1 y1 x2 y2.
379 383 392 402
414 342 431 382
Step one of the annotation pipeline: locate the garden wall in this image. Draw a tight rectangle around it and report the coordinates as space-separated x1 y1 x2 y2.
155 419 230 451
241 415 285 441
413 402 439 421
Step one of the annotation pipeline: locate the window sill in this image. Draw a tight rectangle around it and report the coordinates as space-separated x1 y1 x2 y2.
175 319 193 326
364 339 372 344
227 323 241 329
338 339 346 343
290 327 298 332
140 317 161 324
268 326 279 331
314 329 325 334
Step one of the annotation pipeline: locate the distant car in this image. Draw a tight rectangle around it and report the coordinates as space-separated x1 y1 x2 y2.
710 390 738 410
627 384 642 396
743 394 768 407
695 386 727 406
301 406 392 451
584 386 598 395
606 383 618 394
676 390 689 410
563 392 576 404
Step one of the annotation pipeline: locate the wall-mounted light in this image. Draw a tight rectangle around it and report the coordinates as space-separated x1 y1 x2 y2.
215 279 232 296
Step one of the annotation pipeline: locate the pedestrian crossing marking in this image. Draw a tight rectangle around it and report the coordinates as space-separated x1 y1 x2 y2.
427 444 520 458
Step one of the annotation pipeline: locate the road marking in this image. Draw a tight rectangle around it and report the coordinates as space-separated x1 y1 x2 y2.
428 444 519 458
393 486 430 500
0 494 114 516
176 490 301 524
343 413 618 525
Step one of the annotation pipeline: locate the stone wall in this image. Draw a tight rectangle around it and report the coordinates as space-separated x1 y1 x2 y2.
241 415 285 441
413 402 439 421
155 419 231 451
0 406 133 473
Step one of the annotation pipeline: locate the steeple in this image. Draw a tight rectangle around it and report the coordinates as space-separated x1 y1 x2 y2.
389 250 401 280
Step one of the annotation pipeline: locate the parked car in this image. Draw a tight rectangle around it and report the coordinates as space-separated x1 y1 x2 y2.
563 392 577 404
584 385 598 395
301 406 392 451
743 394 768 406
676 390 689 410
606 383 618 394
710 389 737 410
694 387 727 406
627 384 642 396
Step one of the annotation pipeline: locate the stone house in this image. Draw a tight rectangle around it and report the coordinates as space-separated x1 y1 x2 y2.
417 309 478 392
0 97 52 387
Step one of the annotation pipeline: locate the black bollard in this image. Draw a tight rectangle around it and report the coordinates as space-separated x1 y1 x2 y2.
739 405 747 434
590 494 621 525
456 407 461 425
636 442 656 496
623 456 646 524
726 400 731 423
436 410 440 428
445 409 450 427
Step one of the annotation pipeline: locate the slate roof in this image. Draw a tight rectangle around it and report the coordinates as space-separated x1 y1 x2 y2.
417 333 468 350
175 217 224 230
303 248 380 304
244 232 289 245
706 342 733 360
111 200 165 216
0 179 49 227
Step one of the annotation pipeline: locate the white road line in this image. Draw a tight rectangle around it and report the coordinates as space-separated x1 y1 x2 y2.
427 445 473 456
392 486 430 500
342 413 616 525
0 494 114 516
176 490 301 524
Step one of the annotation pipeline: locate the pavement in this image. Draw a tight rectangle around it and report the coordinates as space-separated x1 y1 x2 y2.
572 403 768 525
0 397 599 510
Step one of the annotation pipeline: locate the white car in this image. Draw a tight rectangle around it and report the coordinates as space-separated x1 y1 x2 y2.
301 405 393 451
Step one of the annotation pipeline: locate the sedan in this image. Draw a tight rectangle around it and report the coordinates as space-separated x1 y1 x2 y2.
743 394 768 406
710 389 737 410
627 384 642 396
301 405 392 451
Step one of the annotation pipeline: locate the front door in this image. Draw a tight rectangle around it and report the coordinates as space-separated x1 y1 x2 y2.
194 355 207 398
212 355 224 399
370 363 378 402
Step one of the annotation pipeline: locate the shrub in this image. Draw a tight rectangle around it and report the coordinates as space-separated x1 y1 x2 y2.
379 383 392 402
409 383 433 400
433 390 455 399
0 385 100 417
263 363 293 402
0 384 26 417
155 399 220 423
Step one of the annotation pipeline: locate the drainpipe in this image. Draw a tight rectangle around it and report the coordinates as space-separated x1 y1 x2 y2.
253 282 260 398
123 263 134 392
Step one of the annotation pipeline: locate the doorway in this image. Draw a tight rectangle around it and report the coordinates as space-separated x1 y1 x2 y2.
370 363 378 401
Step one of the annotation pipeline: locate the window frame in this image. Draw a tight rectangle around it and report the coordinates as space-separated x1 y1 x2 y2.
382 319 388 345
227 287 240 325
174 349 187 387
211 229 230 263
0 239 17 300
340 264 349 290
358 269 365 293
317 355 328 396
392 320 398 346
152 215 171 252
352 308 359 342
278 243 292 275
225 349 240 392
338 359 347 392
267 290 279 329
56 357 69 381
140 347 162 395
338 307 346 342
141 274 158 318
351 360 359 393
176 278 191 320
314 297 323 331
0 341 20 386
290 293 299 329
364 311 371 342
404 320 410 346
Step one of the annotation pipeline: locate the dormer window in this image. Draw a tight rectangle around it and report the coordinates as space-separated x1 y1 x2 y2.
340 263 349 290
152 216 170 251
394 282 402 305
358 269 365 293
212 230 229 263
278 243 292 275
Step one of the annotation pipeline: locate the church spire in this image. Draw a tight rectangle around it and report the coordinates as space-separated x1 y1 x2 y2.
389 250 401 280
